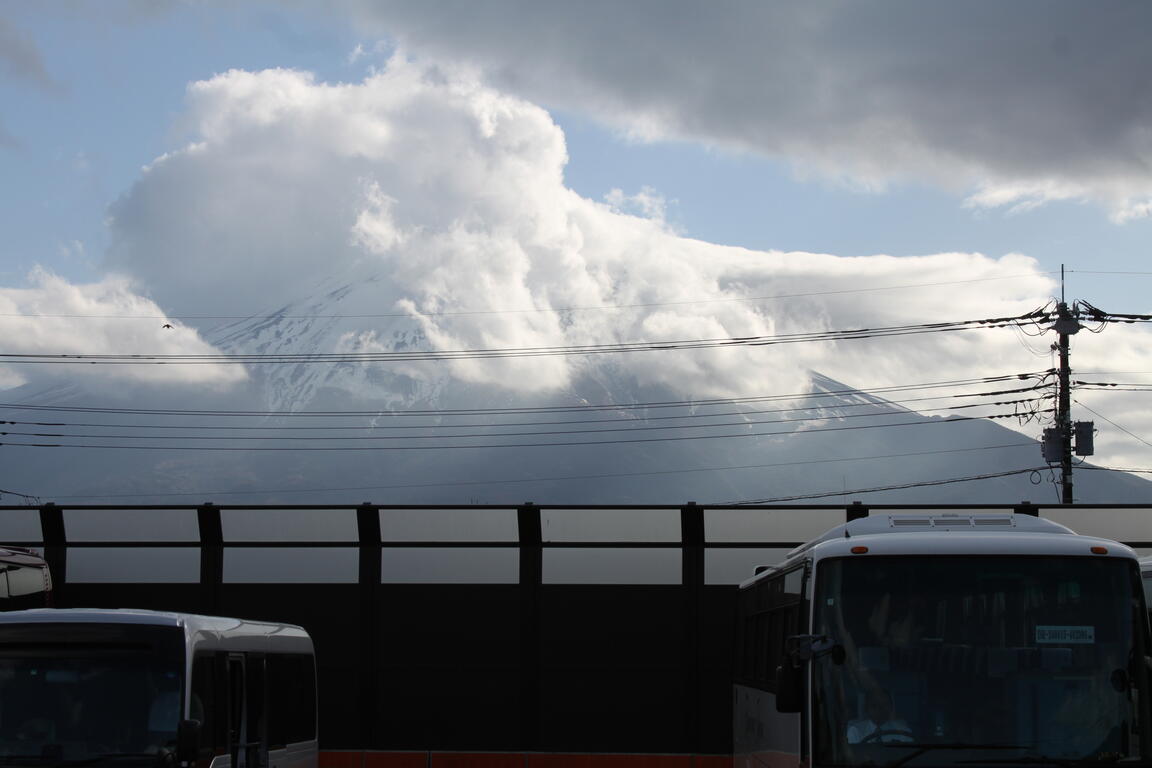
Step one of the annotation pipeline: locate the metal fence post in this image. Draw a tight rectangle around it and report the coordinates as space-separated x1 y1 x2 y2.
196 504 223 615
1014 502 1039 517
357 503 383 749
847 501 869 522
517 503 542 751
681 502 705 755
40 503 66 606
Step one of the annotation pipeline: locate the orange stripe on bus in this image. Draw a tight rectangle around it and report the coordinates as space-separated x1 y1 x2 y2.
691 757 734 768
362 752 428 768
527 755 694 768
432 754 526 768
323 752 734 767
319 751 365 768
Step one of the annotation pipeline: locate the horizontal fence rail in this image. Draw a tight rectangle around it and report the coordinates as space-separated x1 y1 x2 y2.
3 502 1152 756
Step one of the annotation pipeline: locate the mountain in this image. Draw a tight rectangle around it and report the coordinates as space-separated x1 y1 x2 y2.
0 272 1149 507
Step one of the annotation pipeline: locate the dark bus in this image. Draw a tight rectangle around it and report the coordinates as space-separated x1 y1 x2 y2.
0 546 51 610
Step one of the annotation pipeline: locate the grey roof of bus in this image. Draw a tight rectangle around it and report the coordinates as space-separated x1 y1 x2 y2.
741 512 1082 588
0 608 307 637
801 512 1074 552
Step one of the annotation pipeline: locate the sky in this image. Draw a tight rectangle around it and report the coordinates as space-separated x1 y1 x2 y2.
3 0 1152 501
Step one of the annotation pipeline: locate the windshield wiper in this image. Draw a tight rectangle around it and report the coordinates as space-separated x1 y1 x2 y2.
960 758 1136 767
61 755 170 767
0 756 169 768
880 742 1029 768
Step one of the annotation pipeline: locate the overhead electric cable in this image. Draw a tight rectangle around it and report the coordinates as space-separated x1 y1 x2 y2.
0 395 1047 432
0 371 1050 418
1078 465 1152 475
0 409 1044 451
1073 399 1152 450
0 400 1047 442
0 312 1055 365
0 273 1054 321
0 487 39 501
726 467 1047 504
1067 270 1152 276
1073 381 1152 391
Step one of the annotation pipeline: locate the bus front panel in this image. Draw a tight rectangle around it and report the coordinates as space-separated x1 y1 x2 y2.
0 622 185 765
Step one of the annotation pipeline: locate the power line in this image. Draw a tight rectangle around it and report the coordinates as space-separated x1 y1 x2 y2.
0 312 1054 365
0 273 1055 322
1073 381 1152 391
0 371 1050 419
1073 399 1152 450
726 467 1046 504
1079 465 1152 475
1068 270 1152 276
0 394 1046 432
0 409 1042 451
0 399 1048 443
0 487 40 501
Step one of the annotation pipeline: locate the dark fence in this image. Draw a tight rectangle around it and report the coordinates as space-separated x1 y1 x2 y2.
2 502 1151 756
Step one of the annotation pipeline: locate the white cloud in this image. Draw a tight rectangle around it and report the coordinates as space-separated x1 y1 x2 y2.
0 268 247 390
329 0 1152 221
103 59 1069 407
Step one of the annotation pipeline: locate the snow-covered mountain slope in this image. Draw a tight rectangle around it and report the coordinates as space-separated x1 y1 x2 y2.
0 273 1148 506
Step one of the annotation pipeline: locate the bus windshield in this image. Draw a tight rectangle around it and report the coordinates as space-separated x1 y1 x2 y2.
0 623 184 766
813 555 1150 767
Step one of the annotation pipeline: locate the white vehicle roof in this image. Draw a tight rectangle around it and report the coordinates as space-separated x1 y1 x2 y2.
0 608 313 654
742 513 1137 589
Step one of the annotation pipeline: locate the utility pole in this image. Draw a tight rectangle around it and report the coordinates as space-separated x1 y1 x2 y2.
1042 266 1100 503
1052 299 1080 503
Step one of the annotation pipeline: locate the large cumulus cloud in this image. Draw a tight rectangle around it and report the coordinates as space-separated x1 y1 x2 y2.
330 0 1152 221
105 58 1057 405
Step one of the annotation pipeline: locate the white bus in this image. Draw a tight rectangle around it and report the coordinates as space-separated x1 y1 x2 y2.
1139 556 1152 622
0 547 51 610
0 609 317 768
735 512 1152 768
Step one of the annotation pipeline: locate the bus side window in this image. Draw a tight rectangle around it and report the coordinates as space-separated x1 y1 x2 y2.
190 655 216 757
765 569 803 692
245 655 268 768
267 653 317 747
736 569 804 693
766 603 800 691
267 656 286 749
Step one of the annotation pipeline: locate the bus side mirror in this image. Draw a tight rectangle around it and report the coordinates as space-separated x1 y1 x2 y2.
776 662 803 713
176 719 202 765
786 634 842 662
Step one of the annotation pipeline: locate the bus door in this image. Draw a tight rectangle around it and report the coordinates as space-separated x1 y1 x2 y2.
227 654 268 768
